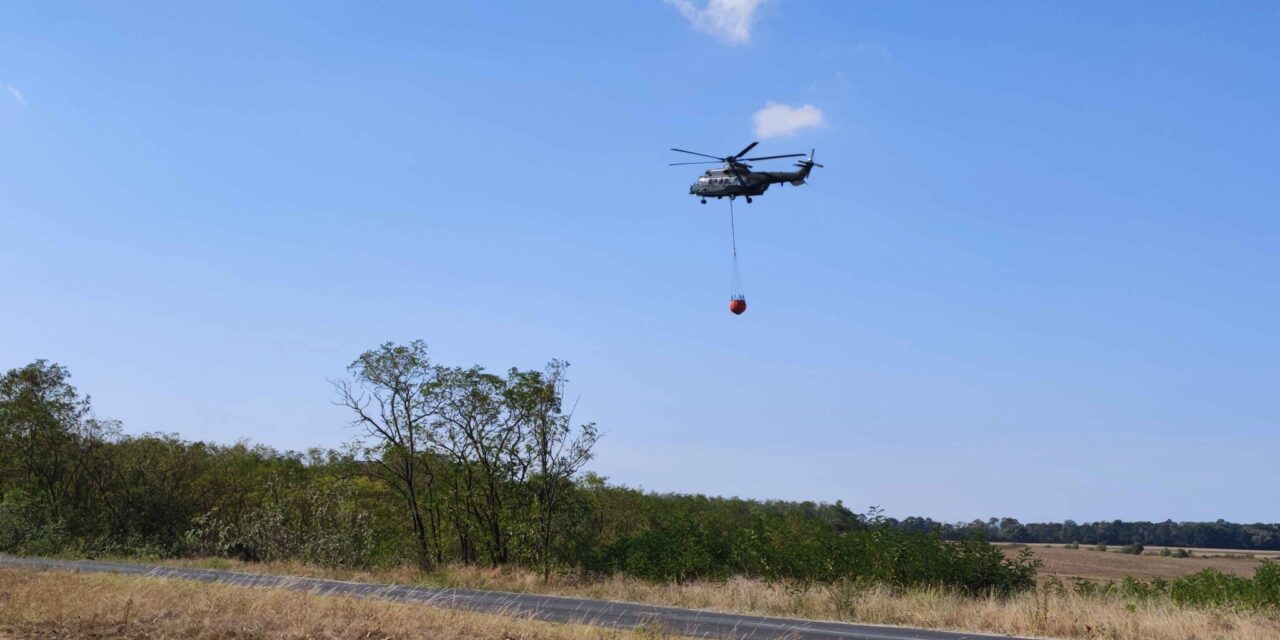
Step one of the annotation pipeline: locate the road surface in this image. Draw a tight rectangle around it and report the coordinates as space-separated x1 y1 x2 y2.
0 555 1034 640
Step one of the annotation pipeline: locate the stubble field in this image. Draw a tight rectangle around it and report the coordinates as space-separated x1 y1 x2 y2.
998 543 1277 581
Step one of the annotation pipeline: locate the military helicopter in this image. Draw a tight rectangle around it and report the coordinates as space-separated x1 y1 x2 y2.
670 141 823 204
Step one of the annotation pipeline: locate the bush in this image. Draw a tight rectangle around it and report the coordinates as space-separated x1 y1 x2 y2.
1072 577 1114 598
1122 542 1145 555
1106 561 1280 611
1171 569 1248 608
592 508 1039 595
183 479 378 568
593 508 736 583
1121 575 1169 599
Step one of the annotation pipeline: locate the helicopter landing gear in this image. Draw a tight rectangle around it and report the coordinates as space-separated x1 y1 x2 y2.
700 198 707 204
746 196 753 203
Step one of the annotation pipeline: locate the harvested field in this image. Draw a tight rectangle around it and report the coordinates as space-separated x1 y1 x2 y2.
0 567 677 640
998 544 1272 581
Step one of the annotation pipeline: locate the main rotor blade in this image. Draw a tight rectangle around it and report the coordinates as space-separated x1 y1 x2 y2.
670 148 726 161
668 160 724 165
735 141 759 158
740 153 806 161
728 163 747 186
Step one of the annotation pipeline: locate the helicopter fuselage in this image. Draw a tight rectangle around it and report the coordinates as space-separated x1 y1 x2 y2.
688 165 812 202
671 143 821 204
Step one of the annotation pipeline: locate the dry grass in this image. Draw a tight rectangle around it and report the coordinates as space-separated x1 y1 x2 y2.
0 567 681 639
847 586 1280 640
134 558 1280 640
999 544 1270 581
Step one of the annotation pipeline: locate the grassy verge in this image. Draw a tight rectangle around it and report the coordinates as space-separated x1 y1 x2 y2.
0 567 683 639
122 557 1280 640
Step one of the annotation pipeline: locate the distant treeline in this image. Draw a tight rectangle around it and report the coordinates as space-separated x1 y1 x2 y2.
0 349 1037 596
886 517 1280 551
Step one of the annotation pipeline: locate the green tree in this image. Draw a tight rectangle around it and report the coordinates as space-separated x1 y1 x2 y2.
336 341 443 567
517 360 598 579
431 365 525 566
0 361 90 524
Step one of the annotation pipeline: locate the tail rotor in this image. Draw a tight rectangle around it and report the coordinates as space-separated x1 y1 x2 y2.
790 149 823 185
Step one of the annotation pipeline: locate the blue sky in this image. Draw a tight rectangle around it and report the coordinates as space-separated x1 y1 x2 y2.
3 1 1278 523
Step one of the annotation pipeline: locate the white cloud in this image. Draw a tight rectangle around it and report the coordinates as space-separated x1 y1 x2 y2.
753 101 825 138
3 83 27 107
666 0 766 45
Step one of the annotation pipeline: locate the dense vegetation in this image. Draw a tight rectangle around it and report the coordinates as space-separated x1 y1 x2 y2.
1057 562 1280 611
894 516 1280 551
3 347 1276 611
0 348 1037 597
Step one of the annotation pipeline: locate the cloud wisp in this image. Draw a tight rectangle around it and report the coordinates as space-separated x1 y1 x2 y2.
3 83 27 107
753 101 825 138
666 0 767 46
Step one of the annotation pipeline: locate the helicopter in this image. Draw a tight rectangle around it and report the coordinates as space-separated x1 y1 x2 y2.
670 141 823 204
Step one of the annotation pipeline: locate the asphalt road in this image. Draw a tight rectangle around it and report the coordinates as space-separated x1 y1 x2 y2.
0 555 1033 640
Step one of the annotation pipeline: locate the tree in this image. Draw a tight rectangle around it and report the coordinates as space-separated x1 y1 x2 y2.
517 360 598 579
0 360 125 539
431 365 526 566
0 361 88 520
335 341 442 567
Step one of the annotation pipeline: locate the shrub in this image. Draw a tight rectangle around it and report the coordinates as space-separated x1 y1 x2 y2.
1072 577 1114 597
593 509 1039 595
1171 569 1248 608
183 480 378 568
1108 561 1280 611
591 508 735 583
1121 575 1169 600
1122 542 1145 555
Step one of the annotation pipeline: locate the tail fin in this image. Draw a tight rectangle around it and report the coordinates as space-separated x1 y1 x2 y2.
790 149 823 185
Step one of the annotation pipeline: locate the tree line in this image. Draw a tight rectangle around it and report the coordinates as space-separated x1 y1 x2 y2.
0 345 1056 596
889 516 1280 551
